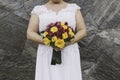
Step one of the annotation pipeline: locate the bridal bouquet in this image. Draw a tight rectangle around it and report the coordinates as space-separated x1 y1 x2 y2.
41 21 75 65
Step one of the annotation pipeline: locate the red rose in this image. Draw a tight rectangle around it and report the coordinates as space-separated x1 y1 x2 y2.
65 22 68 25
46 27 50 32
48 31 54 37
55 31 62 38
64 29 69 32
56 22 61 26
47 24 52 29
58 26 64 32
49 22 56 28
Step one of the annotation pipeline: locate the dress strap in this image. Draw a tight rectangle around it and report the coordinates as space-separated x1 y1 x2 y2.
74 3 81 10
66 3 81 13
69 3 81 10
31 5 42 16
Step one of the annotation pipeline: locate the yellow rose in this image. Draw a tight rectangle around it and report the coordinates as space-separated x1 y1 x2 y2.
69 31 74 37
50 26 58 33
61 22 65 26
68 28 72 32
52 36 57 42
43 37 51 45
43 31 48 37
55 39 65 48
62 25 68 29
62 32 68 39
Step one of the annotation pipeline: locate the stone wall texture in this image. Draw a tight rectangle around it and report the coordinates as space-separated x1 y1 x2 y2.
0 0 120 80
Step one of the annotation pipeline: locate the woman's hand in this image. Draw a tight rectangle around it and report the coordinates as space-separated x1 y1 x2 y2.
64 38 76 47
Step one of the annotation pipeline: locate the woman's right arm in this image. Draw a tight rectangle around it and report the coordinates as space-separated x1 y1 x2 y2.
26 13 44 45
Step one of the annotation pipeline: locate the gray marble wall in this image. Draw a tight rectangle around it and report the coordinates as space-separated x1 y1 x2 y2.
0 0 120 80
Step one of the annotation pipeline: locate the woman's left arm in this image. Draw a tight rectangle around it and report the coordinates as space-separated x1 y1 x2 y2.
64 9 87 47
74 9 87 42
71 9 87 44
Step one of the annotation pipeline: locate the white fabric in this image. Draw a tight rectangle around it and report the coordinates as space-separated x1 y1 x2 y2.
31 3 83 80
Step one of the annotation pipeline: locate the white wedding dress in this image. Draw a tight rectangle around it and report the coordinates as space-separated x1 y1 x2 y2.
31 3 83 80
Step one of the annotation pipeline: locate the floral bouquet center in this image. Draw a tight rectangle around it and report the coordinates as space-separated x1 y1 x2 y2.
41 21 75 65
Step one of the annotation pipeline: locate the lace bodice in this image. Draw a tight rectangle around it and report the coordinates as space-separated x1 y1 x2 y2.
31 3 81 33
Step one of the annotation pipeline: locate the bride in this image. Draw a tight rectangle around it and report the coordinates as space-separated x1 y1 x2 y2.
27 0 87 80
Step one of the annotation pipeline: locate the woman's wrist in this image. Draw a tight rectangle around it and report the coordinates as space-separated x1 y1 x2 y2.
39 35 45 45
71 36 77 44
64 37 76 47
41 39 45 45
